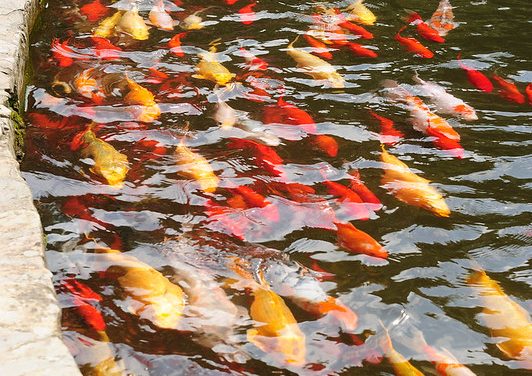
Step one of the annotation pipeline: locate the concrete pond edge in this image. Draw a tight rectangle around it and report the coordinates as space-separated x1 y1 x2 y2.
0 0 81 374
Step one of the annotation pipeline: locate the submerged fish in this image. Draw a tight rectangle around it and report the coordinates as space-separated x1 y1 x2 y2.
93 11 123 38
379 325 424 376
72 129 129 187
492 74 526 104
335 222 389 259
149 0 174 31
380 146 450 217
193 46 236 86
467 270 532 361
286 36 344 89
175 143 219 193
428 0 456 36
456 53 493 93
124 77 161 122
116 7 150 40
395 26 434 59
406 12 445 43
345 0 376 26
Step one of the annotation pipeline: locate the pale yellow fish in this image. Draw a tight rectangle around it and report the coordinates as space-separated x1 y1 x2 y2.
149 0 174 31
100 249 186 330
93 11 123 38
346 0 377 25
175 143 219 193
467 270 532 362
116 8 150 40
79 130 129 187
182 14 204 30
286 36 344 89
193 47 236 86
380 146 450 217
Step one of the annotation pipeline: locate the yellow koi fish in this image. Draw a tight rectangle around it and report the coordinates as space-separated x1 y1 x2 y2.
286 36 344 89
380 146 450 217
182 13 204 30
77 130 129 187
467 270 532 361
117 7 150 40
379 325 424 376
346 0 377 26
175 143 219 193
193 46 236 86
232 261 306 367
93 11 123 38
100 249 186 329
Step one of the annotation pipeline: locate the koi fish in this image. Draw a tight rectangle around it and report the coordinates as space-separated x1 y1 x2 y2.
303 34 333 60
456 53 493 93
369 110 404 146
80 0 110 23
492 75 526 104
124 78 161 122
312 135 339 157
73 68 106 104
227 138 284 176
413 74 477 121
149 0 174 31
145 67 169 84
348 169 382 207
335 222 388 259
193 46 236 86
100 249 186 329
181 12 204 30
286 36 344 89
116 7 150 40
175 143 219 193
90 37 122 60
27 112 78 130
379 324 424 376
228 185 270 208
263 97 316 133
94 11 123 38
380 146 450 217
238 2 257 25
346 42 378 58
426 126 465 159
72 129 129 187
231 259 306 366
239 48 269 70
395 27 434 58
213 98 238 129
324 180 371 220
345 0 376 26
168 32 187 57
406 12 445 43
526 83 532 104
51 38 83 67
428 0 456 37
467 270 532 361
337 20 373 39
267 181 318 203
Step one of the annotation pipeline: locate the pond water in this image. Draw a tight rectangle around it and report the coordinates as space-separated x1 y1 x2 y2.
22 0 531 374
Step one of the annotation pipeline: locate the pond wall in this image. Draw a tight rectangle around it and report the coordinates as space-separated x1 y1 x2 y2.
0 0 80 374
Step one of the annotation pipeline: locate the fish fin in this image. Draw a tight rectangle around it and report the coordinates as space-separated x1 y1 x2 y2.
247 328 269 353
287 34 301 49
191 74 205 79
412 70 424 84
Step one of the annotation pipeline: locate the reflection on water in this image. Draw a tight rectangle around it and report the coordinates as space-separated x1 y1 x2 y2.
22 0 531 374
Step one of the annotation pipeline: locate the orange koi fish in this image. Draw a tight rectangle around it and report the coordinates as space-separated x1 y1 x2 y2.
228 185 270 208
457 53 493 93
527 83 532 104
348 169 382 207
467 270 532 362
100 249 186 329
346 42 378 58
492 75 526 104
80 0 110 23
338 20 373 39
304 34 333 60
175 143 219 193
310 260 335 282
124 78 161 122
324 180 371 220
239 2 257 25
379 325 424 376
428 0 456 37
426 126 464 159
335 222 389 259
27 112 78 130
406 12 445 43
380 146 450 217
62 195 108 228
312 135 338 157
227 138 284 176
168 32 187 57
369 110 404 146
395 26 434 58
263 97 316 133
149 0 174 31
267 181 318 203
71 129 129 187
74 68 107 104
231 260 306 366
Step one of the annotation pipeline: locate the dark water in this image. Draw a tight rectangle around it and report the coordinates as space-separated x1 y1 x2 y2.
21 0 531 374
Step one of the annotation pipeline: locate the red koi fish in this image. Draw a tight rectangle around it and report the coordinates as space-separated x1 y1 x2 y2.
527 83 532 105
406 12 445 43
304 34 333 60
426 126 464 159
324 180 370 220
62 278 107 334
136 138 168 160
239 48 269 70
263 97 317 133
80 0 110 23
239 2 256 25
227 138 284 176
228 185 270 208
312 135 338 157
369 110 403 146
492 75 525 104
457 53 493 93
90 37 121 60
338 20 373 39
309 260 335 282
51 38 87 67
267 181 319 203
168 32 188 57
395 26 434 58
346 42 378 58
335 222 388 259
225 0 239 4
27 113 78 130
146 67 169 84
348 169 382 207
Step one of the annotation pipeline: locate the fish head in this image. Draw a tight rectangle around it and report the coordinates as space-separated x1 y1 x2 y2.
454 104 478 121
101 163 129 187
214 73 236 86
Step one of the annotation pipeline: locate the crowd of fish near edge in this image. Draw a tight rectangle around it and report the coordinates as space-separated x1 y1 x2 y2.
27 0 532 374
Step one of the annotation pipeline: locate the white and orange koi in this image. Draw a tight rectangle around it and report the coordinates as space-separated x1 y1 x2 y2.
149 0 174 31
428 0 456 36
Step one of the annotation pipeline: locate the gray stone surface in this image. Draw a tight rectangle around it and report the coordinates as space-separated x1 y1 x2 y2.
0 0 81 374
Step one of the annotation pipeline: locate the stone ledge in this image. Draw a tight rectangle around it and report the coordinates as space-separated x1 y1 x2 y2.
0 0 81 374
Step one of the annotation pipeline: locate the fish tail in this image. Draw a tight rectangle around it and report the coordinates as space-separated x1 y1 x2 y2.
288 34 301 49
